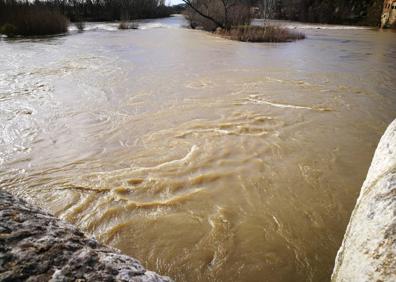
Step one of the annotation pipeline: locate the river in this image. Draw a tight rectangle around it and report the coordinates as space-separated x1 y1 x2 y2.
1 15 395 282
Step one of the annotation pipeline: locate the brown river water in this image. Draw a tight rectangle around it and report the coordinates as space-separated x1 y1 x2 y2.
1 15 395 282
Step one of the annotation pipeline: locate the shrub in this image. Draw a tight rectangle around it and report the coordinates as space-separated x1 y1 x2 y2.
217 25 305 43
75 21 85 32
118 22 128 30
1 7 69 36
118 21 139 30
0 0 173 23
0 23 17 37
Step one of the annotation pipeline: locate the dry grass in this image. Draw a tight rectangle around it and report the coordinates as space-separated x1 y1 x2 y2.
218 25 305 43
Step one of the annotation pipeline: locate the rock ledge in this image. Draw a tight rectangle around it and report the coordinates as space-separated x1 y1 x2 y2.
0 191 172 282
332 119 396 282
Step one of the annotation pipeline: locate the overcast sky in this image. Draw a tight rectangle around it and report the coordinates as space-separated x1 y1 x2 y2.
168 0 184 5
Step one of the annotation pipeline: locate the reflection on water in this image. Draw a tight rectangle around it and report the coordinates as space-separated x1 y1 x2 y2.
1 16 395 282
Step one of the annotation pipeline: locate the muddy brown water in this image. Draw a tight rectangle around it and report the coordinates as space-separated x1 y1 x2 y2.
1 16 395 282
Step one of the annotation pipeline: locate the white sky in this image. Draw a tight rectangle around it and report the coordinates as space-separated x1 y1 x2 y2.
168 0 184 5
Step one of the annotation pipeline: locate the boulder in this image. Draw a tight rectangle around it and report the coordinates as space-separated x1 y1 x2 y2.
0 191 172 282
332 119 396 281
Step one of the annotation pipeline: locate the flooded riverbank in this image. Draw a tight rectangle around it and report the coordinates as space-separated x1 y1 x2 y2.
1 16 395 281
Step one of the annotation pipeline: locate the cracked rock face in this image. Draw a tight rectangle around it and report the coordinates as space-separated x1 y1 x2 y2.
0 191 172 282
332 119 396 282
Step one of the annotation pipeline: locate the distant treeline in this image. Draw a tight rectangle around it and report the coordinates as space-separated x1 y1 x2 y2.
180 0 384 26
0 0 179 36
251 0 383 26
0 0 176 23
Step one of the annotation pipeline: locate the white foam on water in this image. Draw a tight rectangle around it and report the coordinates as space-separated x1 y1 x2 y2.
253 19 372 30
139 23 171 30
247 95 313 110
68 23 118 32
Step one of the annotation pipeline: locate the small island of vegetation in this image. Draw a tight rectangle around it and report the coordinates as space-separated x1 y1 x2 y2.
182 0 305 42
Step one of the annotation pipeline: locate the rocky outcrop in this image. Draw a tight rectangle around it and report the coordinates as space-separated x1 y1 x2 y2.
332 119 396 282
0 191 172 282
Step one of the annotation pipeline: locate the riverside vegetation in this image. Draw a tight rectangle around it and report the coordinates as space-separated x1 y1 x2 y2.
0 0 174 36
0 6 69 36
0 0 305 42
216 25 305 42
0 0 386 39
183 0 305 42
182 0 385 42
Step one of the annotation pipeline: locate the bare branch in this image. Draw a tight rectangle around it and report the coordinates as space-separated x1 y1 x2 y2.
182 0 225 29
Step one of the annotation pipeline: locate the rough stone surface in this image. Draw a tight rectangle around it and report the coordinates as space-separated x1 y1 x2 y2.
0 191 172 282
332 119 396 282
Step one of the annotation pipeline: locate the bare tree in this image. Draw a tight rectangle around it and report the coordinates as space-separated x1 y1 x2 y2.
182 0 226 29
259 0 276 20
182 0 251 30
219 0 239 28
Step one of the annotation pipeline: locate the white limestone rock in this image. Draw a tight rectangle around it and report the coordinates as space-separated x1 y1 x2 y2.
332 119 396 282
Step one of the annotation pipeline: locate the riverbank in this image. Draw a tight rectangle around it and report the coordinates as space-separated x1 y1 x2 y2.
0 190 172 281
0 0 176 36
